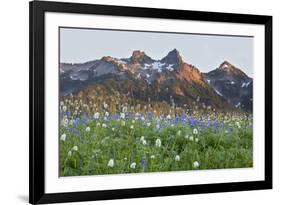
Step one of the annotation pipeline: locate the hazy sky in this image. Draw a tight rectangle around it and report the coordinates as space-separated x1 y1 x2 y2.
60 27 253 76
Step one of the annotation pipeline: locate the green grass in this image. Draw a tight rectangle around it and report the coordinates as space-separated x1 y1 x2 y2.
59 118 252 176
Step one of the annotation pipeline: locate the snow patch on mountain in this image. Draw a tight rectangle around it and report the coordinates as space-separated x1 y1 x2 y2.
241 81 251 88
214 88 222 96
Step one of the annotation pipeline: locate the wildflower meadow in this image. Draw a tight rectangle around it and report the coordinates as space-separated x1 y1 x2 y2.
59 97 253 176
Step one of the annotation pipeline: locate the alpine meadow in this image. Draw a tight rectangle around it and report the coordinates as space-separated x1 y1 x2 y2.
59 28 253 176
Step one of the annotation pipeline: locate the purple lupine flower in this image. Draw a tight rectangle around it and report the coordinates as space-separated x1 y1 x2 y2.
140 157 147 172
188 117 200 126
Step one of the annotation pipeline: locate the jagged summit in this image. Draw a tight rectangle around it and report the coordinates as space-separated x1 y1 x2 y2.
130 50 154 64
204 61 252 112
160 49 183 66
218 61 232 69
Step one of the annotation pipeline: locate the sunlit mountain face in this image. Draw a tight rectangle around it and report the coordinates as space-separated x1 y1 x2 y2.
60 49 252 112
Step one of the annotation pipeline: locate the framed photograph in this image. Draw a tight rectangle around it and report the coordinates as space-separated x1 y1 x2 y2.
29 0 272 204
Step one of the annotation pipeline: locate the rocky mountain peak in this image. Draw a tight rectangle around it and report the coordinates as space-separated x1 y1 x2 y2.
130 50 154 64
218 61 234 70
160 49 183 67
217 61 249 79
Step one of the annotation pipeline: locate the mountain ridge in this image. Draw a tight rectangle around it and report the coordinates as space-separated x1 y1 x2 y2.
60 49 252 112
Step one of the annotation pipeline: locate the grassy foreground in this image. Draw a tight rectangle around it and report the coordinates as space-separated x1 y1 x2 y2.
59 115 252 176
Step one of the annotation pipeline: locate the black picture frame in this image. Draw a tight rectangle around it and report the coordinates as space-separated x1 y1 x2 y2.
29 0 272 204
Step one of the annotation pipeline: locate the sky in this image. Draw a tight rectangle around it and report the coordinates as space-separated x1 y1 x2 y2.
60 27 253 77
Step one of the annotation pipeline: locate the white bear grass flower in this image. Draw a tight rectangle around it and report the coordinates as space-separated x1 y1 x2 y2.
94 112 100 119
103 102 108 109
236 121 241 129
120 112 125 119
85 126 90 132
189 135 194 141
193 161 200 168
130 162 137 169
107 159 114 167
175 155 180 161
193 128 199 135
105 111 109 117
155 138 161 147
62 105 67 112
60 133 66 141
72 146 78 152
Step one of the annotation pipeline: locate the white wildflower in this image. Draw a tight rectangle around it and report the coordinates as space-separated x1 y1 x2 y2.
112 127 115 131
67 150 72 156
195 138 199 142
140 136 147 145
85 126 90 132
96 122 101 127
155 138 161 147
130 125 134 129
120 112 125 119
94 112 100 119
193 128 198 135
62 117 68 127
62 105 67 112
193 161 200 168
150 155 155 159
130 162 137 169
72 146 78 152
177 130 181 136
60 133 66 141
107 159 114 167
236 121 241 129
146 122 151 127
103 102 108 109
121 121 126 126
122 106 128 113
185 134 189 139
132 120 135 124
102 123 107 128
175 155 181 161
166 115 171 120
189 136 194 141
105 111 109 117
140 136 145 141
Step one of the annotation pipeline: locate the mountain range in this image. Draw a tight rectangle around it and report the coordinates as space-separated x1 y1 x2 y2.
60 49 253 112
